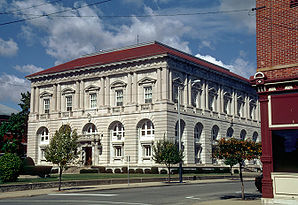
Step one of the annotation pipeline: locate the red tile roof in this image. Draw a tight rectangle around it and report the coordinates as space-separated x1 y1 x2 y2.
26 42 248 82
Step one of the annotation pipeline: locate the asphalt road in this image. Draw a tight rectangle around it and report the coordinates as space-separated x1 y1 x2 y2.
0 181 261 205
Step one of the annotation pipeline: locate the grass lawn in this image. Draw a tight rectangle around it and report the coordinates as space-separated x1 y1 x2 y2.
0 172 244 185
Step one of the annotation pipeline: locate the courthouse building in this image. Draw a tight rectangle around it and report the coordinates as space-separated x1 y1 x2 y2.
26 42 260 169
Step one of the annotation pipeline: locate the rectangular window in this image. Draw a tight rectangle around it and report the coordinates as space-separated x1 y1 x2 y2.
66 96 72 112
116 90 123 106
90 93 97 109
144 86 152 103
144 145 151 157
44 99 50 113
115 147 122 157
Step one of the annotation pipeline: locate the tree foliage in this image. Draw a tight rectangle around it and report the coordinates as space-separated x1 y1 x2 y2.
213 138 262 199
0 153 22 182
153 140 183 182
0 92 30 156
44 124 79 191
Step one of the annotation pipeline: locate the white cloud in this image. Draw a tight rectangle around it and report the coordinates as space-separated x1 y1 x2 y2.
0 73 30 104
196 53 255 78
0 38 18 57
12 1 192 64
14 64 43 74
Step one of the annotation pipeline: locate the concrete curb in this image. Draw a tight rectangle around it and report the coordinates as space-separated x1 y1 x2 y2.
0 175 245 193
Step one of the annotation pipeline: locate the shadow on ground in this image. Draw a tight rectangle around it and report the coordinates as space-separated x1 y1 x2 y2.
220 193 262 201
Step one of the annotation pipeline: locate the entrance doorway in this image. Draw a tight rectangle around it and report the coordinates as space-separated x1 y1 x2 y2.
83 147 92 166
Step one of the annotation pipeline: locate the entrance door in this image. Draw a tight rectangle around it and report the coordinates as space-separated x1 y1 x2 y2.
84 147 92 166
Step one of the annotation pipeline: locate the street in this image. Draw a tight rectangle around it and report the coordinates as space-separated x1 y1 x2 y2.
0 181 261 205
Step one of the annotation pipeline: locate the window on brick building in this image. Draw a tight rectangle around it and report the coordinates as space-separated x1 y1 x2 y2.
290 0 298 8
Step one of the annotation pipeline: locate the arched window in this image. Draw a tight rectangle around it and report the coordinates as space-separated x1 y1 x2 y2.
37 127 49 144
83 123 97 135
240 129 246 140
112 122 125 140
141 120 154 138
226 127 234 138
211 125 219 141
252 132 258 142
194 123 203 140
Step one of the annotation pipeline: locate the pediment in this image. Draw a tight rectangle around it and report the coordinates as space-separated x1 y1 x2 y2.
61 88 75 95
85 85 100 92
138 77 156 85
110 80 127 89
40 91 53 98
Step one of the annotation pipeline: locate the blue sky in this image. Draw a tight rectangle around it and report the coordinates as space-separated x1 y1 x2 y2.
0 0 256 113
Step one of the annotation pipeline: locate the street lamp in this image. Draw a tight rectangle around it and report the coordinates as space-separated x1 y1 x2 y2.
177 79 200 183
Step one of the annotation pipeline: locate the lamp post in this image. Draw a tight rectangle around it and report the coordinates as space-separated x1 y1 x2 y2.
177 79 200 183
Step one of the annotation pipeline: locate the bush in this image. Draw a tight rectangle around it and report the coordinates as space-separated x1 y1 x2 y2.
98 166 106 173
144 169 151 174
80 169 98 174
122 167 128 173
34 166 52 178
234 169 239 174
151 167 159 174
136 169 144 174
0 153 22 182
160 169 167 174
114 168 121 173
106 169 113 173
129 169 135 174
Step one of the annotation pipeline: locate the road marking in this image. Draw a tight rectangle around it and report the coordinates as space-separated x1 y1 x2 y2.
185 196 201 200
0 199 151 205
49 193 118 197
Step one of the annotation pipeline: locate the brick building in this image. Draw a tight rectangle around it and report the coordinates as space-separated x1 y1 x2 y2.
250 0 298 200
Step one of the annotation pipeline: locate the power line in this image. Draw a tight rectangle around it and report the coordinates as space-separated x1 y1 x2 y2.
0 0 112 27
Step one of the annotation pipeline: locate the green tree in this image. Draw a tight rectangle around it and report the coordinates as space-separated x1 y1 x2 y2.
153 140 183 183
0 92 30 156
44 125 79 191
0 153 22 182
213 138 262 200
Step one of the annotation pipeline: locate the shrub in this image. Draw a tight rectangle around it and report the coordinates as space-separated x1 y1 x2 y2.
151 167 159 174
22 157 35 167
80 169 98 174
160 169 167 174
98 166 106 173
0 153 22 182
234 169 239 174
114 168 121 173
51 168 58 174
34 166 52 178
122 167 128 173
106 169 113 173
144 169 151 174
129 169 135 174
136 169 144 174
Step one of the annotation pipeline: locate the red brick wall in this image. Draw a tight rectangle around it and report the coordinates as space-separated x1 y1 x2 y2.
256 0 297 78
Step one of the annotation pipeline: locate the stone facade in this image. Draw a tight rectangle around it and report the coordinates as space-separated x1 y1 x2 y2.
26 42 260 168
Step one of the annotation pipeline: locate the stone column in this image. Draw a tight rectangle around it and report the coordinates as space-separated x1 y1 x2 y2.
231 90 235 115
127 73 132 104
188 76 192 106
101 77 105 106
205 83 209 110
51 84 57 112
217 86 221 112
35 87 40 114
156 69 161 101
161 67 167 100
133 73 138 104
201 80 206 110
75 81 80 109
220 88 224 113
80 80 85 109
183 76 188 106
57 84 61 112
30 87 35 113
169 69 172 102
106 77 110 106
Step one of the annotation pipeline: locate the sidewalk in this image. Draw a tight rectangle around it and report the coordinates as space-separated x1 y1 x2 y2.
0 178 262 204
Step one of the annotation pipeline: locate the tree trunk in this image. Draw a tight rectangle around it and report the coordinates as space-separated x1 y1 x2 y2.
58 166 63 191
230 165 233 175
167 165 171 183
239 163 245 200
